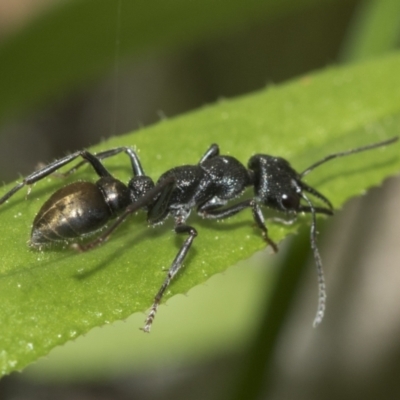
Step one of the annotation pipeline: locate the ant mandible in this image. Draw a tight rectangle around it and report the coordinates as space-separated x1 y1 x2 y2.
0 136 397 331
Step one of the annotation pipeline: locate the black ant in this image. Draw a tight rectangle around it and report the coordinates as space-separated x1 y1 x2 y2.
0 136 397 331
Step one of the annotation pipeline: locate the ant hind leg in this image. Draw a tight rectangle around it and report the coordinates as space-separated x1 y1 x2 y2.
0 150 113 205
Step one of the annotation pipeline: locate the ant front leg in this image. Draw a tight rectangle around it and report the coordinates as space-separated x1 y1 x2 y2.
0 150 112 205
298 205 333 216
142 220 198 333
249 200 279 253
271 215 298 225
198 199 278 253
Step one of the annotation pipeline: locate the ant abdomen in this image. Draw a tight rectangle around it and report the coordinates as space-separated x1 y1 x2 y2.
31 179 131 246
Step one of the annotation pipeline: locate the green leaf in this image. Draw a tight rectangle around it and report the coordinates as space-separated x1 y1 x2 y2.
1 52 400 376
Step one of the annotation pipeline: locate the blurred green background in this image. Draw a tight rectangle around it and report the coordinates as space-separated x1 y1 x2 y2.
0 0 400 399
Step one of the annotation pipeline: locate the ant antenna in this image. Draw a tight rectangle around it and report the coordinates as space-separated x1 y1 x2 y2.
300 136 398 178
300 191 326 327
298 135 398 326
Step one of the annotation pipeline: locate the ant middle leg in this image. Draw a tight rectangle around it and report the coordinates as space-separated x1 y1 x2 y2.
141 222 198 333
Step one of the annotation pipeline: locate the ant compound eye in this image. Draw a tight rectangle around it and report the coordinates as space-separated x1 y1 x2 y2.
281 193 299 210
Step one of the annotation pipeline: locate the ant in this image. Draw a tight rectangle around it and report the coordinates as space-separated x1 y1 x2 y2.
0 136 397 332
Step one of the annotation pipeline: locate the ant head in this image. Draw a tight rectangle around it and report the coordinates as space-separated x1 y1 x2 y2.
128 175 155 203
249 153 328 327
248 154 302 212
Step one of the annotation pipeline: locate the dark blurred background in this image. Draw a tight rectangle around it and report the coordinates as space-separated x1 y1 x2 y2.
1 1 400 399
0 0 357 180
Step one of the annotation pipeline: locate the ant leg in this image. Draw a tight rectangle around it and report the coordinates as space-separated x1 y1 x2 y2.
250 201 279 252
298 205 333 216
198 199 252 218
0 150 113 205
271 215 298 225
55 147 146 178
142 222 198 333
198 144 220 164
198 199 278 252
73 176 176 252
